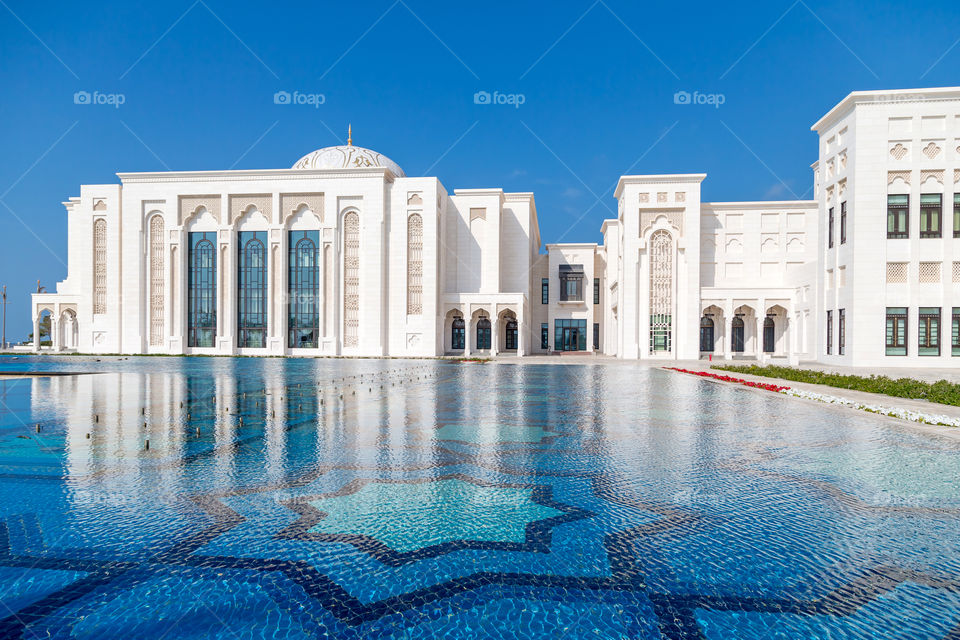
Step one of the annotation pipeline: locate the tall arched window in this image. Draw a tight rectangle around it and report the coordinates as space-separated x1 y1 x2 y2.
505 318 518 350
93 218 107 314
238 231 267 348
188 232 217 347
149 215 165 345
699 316 714 352
649 230 673 353
476 317 491 350
288 230 319 348
763 316 775 353
451 317 465 350
342 212 360 347
407 214 423 315
731 316 745 353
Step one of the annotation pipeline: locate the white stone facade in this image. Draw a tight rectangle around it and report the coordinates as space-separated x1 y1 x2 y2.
31 87 960 367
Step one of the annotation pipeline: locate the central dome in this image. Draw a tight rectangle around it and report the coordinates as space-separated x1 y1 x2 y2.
291 144 405 177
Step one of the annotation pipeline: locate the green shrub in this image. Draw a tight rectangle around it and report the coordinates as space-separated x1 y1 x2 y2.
712 364 960 407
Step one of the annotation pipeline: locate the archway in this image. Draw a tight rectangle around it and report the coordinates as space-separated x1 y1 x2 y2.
60 309 78 351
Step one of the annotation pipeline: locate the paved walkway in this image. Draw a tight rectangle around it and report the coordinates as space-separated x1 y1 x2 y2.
667 359 960 423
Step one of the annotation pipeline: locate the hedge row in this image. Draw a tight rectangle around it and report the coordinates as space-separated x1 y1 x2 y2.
712 364 960 407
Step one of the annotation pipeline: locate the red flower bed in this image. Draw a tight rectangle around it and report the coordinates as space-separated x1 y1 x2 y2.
665 367 789 393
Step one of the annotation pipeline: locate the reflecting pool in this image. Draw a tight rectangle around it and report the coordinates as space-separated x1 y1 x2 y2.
1 356 959 639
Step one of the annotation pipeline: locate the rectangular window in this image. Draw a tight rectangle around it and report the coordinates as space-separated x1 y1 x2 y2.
838 308 845 356
919 307 941 356
920 194 942 238
840 201 847 244
954 194 960 239
828 207 834 248
558 265 584 302
886 307 907 356
826 310 833 355
593 322 599 350
541 278 549 304
952 308 960 356
593 278 600 304
554 319 587 351
887 194 909 239
540 323 549 350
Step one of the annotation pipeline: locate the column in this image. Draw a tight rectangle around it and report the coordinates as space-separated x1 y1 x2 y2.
755 315 763 360
491 316 499 356
518 310 527 356
724 315 733 359
51 318 60 352
464 317 472 357
33 315 39 352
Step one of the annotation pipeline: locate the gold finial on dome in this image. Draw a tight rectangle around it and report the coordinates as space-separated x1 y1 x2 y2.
347 124 352 146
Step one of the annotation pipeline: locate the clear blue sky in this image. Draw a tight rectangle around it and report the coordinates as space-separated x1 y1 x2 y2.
1 0 958 340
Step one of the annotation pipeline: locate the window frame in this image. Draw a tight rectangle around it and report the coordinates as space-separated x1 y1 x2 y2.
952 308 960 357
887 194 909 239
885 307 908 356
838 308 845 356
826 310 833 355
918 307 941 356
840 201 847 244
828 206 834 248
593 278 600 305
954 194 960 239
920 193 942 239
540 322 549 350
541 278 549 304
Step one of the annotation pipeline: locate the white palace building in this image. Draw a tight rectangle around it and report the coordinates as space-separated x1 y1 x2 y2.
31 87 960 367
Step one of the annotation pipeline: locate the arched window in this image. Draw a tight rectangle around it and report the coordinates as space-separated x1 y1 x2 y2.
731 316 745 353
149 215 165 345
288 230 319 348
93 218 107 314
188 232 217 347
451 317 465 350
649 230 672 353
476 317 491 350
237 231 267 348
407 214 423 315
699 316 714 352
342 212 360 347
505 318 518 350
763 316 775 353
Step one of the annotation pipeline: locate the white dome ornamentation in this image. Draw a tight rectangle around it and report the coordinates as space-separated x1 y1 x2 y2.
291 145 405 177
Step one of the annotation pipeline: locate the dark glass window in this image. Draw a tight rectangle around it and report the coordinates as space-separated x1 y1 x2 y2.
238 231 267 348
451 317 465 350
828 207 834 248
541 278 549 304
886 307 907 356
593 322 599 350
559 265 584 301
731 317 744 353
954 194 960 239
540 323 548 350
188 232 217 347
554 319 586 351
593 278 600 304
505 319 518 350
840 201 847 244
887 194 908 239
476 317 491 350
699 316 714 352
919 307 940 356
288 230 319 348
838 309 845 355
920 194 942 238
826 310 833 355
952 308 960 356
763 316 775 353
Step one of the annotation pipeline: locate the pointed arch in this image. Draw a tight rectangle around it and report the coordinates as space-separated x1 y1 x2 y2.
93 218 107 314
342 210 360 347
148 214 165 345
407 213 423 315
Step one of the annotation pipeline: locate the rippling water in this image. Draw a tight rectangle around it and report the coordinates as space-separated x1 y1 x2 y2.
0 355 959 639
